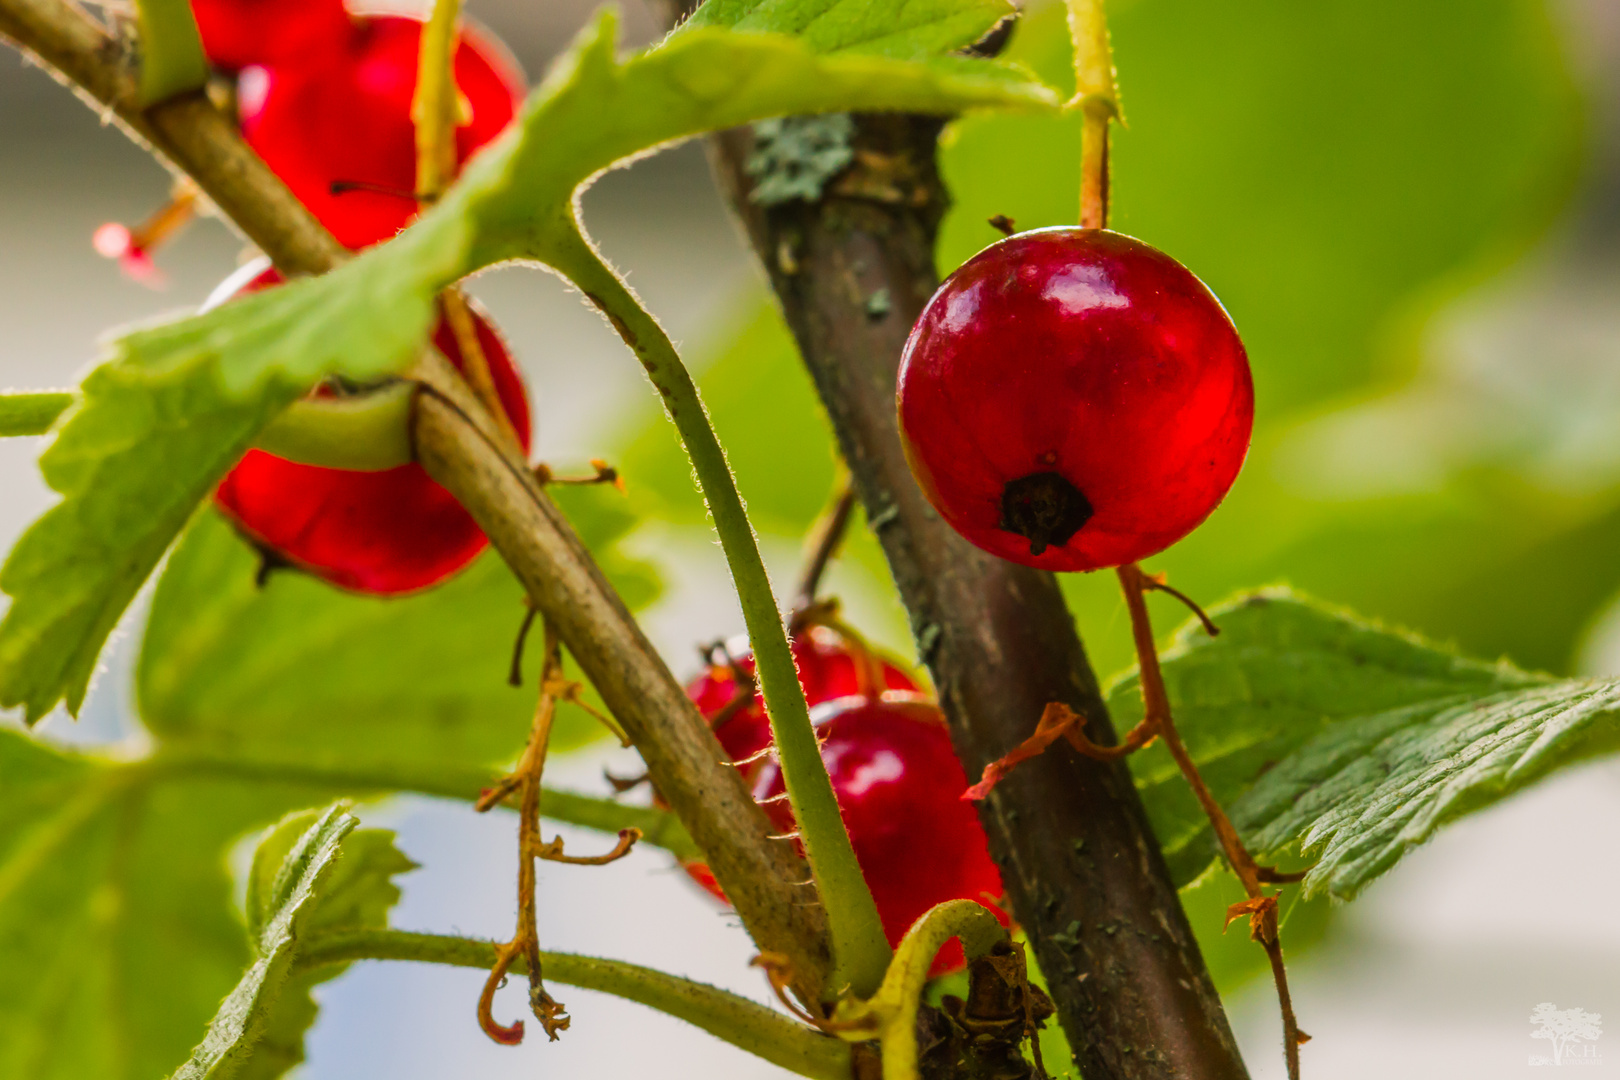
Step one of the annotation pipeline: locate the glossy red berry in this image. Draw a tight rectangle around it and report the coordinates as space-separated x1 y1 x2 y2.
752 695 1007 975
897 228 1253 572
190 0 353 72
209 263 532 595
684 625 919 767
237 14 523 250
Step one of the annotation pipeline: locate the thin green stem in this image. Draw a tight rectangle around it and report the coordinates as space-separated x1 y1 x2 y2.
1064 0 1119 229
295 929 852 1080
140 748 701 861
0 392 74 437
549 227 891 999
834 900 1008 1080
411 0 462 200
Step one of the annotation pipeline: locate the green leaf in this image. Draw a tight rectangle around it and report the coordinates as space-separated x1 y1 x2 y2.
0 732 318 1080
0 7 1050 727
236 812 415 1080
0 363 300 723
0 391 73 436
169 805 357 1080
1116 590 1620 899
135 0 209 105
103 8 1053 403
138 498 655 782
680 0 1015 59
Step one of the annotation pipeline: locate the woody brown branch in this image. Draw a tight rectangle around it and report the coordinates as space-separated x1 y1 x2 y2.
0 0 833 1007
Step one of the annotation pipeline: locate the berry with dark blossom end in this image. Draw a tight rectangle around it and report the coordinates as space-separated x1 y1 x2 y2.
684 624 919 768
751 695 1008 975
896 227 1253 572
209 263 532 595
189 0 353 72
237 14 524 250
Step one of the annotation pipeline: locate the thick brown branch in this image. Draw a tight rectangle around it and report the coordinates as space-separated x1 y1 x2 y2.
410 356 832 1003
701 113 1248 1079
0 0 833 1005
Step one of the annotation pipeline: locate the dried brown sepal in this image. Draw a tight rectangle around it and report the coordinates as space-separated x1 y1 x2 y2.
477 940 527 1045
531 828 642 865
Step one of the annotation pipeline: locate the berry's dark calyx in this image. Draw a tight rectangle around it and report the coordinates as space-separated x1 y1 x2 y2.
1000 471 1093 556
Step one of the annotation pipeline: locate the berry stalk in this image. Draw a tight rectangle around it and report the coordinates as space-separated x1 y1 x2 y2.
550 230 894 1001
1065 0 1120 229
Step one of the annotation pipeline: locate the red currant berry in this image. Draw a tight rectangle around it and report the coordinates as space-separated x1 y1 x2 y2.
189 0 353 72
209 263 532 595
897 228 1253 572
237 14 523 250
751 695 1007 975
684 624 919 767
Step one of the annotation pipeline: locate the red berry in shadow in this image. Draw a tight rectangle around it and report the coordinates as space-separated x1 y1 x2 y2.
210 263 532 595
897 228 1253 572
190 0 353 72
237 14 524 250
684 624 919 767
752 695 1007 976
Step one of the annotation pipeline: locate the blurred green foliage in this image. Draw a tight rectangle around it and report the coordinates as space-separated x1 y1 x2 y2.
617 0 1590 998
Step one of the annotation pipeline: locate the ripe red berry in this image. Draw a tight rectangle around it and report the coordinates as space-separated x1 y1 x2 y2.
210 263 532 595
751 695 1007 975
190 0 353 72
237 14 523 250
897 228 1253 572
684 624 919 766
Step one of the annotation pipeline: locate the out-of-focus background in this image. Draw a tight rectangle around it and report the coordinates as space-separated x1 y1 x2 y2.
4 0 1620 1076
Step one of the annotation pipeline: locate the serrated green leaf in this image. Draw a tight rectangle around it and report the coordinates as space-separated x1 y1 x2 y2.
102 9 1053 403
1116 591 1620 899
0 363 301 723
680 0 1014 59
0 731 319 1080
169 805 357 1080
236 813 414 1080
0 7 1051 727
0 391 73 436
138 498 655 781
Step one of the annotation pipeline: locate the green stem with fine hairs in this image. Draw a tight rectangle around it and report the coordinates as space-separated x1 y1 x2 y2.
548 225 893 1000
294 930 853 1079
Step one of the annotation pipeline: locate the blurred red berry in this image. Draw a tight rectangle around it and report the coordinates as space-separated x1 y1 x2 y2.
751 695 1007 975
237 14 524 249
209 263 532 595
897 227 1253 572
684 624 919 767
190 0 353 72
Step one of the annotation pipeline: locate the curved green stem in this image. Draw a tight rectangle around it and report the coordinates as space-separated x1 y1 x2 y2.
830 900 1009 1080
1064 0 1119 229
252 383 416 470
0 392 73 437
294 929 853 1080
548 226 891 999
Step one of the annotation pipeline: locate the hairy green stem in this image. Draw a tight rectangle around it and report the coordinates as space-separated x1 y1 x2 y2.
0 392 74 437
832 900 1009 1080
141 748 701 861
295 929 853 1079
551 227 892 998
